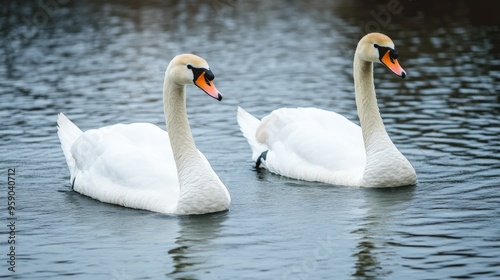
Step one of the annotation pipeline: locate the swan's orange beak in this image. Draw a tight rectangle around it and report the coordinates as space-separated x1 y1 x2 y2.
381 50 406 78
194 72 223 101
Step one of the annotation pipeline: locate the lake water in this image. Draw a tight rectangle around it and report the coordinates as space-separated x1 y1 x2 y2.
1 0 499 279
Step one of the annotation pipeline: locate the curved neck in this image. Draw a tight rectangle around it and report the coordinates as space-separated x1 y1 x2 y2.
352 55 416 187
163 76 230 214
353 57 392 151
163 79 200 169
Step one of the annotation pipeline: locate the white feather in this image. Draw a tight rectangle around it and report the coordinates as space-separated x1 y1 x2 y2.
237 33 417 187
57 54 230 214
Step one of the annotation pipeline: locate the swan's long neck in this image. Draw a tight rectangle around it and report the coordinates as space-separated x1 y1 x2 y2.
353 58 392 150
163 79 199 170
163 76 229 214
353 55 416 187
353 56 396 185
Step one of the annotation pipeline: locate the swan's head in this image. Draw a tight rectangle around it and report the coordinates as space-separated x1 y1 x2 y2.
166 54 222 101
355 33 406 78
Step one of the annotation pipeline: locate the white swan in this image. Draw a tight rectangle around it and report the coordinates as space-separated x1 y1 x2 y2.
58 54 231 214
237 33 417 188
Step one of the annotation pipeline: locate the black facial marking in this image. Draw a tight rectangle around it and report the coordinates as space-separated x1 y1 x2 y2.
189 65 214 85
190 66 204 81
374 44 398 64
374 44 389 60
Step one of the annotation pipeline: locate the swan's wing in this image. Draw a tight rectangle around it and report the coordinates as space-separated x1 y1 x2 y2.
61 120 180 213
255 108 366 178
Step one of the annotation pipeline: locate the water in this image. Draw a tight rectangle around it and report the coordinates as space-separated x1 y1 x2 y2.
1 0 499 279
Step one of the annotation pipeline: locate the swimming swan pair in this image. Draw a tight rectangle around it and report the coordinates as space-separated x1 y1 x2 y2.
57 33 417 215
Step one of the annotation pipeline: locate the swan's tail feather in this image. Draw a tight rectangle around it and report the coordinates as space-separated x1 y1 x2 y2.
57 113 83 182
236 107 267 161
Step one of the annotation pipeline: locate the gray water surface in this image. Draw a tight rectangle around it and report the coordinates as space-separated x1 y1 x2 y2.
1 0 500 279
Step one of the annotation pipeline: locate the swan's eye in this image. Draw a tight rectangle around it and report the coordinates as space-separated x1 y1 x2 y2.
187 64 193 69
374 44 379 49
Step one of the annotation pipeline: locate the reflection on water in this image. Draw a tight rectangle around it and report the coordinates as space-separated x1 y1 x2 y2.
351 187 415 279
168 213 228 278
0 0 499 279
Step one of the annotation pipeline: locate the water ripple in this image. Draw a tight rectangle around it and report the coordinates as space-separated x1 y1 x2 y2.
1 0 499 279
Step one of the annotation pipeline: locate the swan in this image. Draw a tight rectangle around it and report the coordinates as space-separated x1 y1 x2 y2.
237 33 417 188
57 54 231 214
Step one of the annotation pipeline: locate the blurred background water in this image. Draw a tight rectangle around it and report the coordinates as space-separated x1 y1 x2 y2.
0 0 499 279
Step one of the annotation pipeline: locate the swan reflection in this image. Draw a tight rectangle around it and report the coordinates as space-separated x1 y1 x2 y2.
168 213 228 278
352 186 415 278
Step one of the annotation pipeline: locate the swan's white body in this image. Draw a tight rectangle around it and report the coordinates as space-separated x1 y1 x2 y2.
58 54 230 214
237 33 417 188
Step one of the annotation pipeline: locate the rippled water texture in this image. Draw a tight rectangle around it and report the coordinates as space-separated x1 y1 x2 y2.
1 0 499 279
